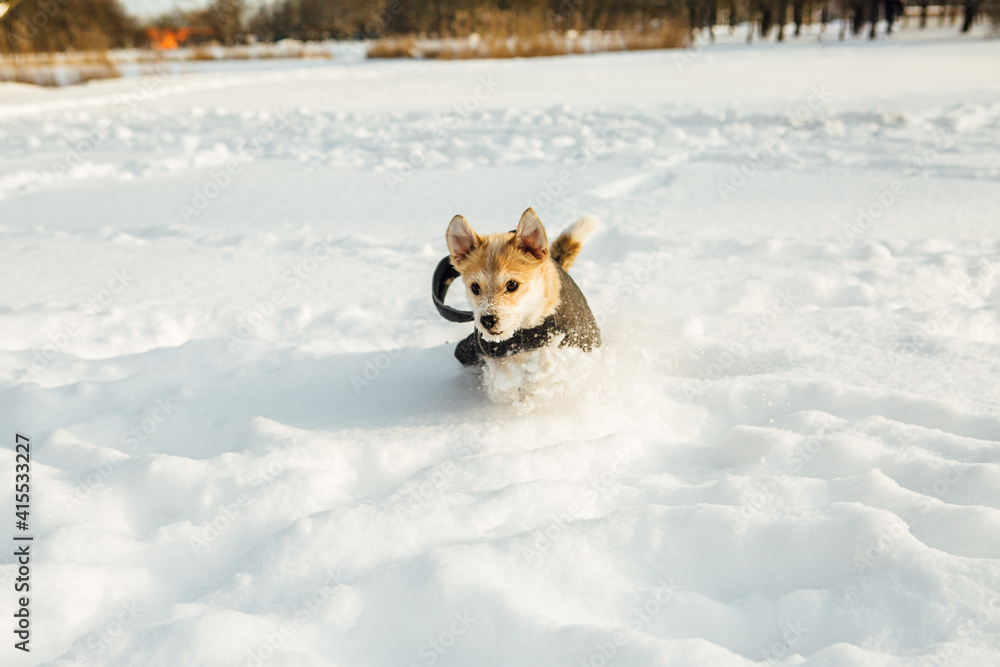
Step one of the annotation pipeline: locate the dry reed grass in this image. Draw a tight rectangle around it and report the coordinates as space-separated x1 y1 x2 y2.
191 46 219 61
136 42 335 62
367 36 418 58
0 52 120 86
368 11 686 60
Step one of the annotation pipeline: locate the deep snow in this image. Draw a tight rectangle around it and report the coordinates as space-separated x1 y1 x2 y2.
1 27 1000 667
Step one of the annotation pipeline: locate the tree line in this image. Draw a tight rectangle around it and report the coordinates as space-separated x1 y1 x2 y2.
251 0 998 42
237 0 998 41
0 0 139 53
1 0 997 54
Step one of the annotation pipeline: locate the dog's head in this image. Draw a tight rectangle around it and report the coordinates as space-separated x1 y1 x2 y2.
446 208 554 342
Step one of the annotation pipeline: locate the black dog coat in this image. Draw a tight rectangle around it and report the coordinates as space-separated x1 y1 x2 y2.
455 266 601 367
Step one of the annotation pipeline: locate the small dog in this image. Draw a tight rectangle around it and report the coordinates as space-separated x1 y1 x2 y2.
446 208 601 368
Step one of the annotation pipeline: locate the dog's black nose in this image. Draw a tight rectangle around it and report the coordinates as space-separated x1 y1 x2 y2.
480 314 497 331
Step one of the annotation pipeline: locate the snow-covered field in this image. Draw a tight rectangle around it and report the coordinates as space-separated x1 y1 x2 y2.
1 29 1000 666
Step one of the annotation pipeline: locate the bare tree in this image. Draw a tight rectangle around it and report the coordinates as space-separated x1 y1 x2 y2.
961 0 981 30
1 0 135 53
211 0 246 45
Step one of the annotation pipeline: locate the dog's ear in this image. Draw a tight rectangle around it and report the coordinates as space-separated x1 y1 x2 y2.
513 208 548 260
446 215 481 262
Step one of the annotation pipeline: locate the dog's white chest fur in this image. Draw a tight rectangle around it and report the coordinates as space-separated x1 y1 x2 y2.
481 340 595 411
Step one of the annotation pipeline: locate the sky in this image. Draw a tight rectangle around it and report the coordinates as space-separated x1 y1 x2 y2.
121 0 213 18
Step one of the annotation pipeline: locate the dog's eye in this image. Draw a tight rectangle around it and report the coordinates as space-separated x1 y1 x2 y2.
506 280 519 293
470 283 481 296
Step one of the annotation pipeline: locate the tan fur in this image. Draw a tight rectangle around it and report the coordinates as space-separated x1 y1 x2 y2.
550 215 600 271
452 230 562 326
446 209 597 341
550 236 582 270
